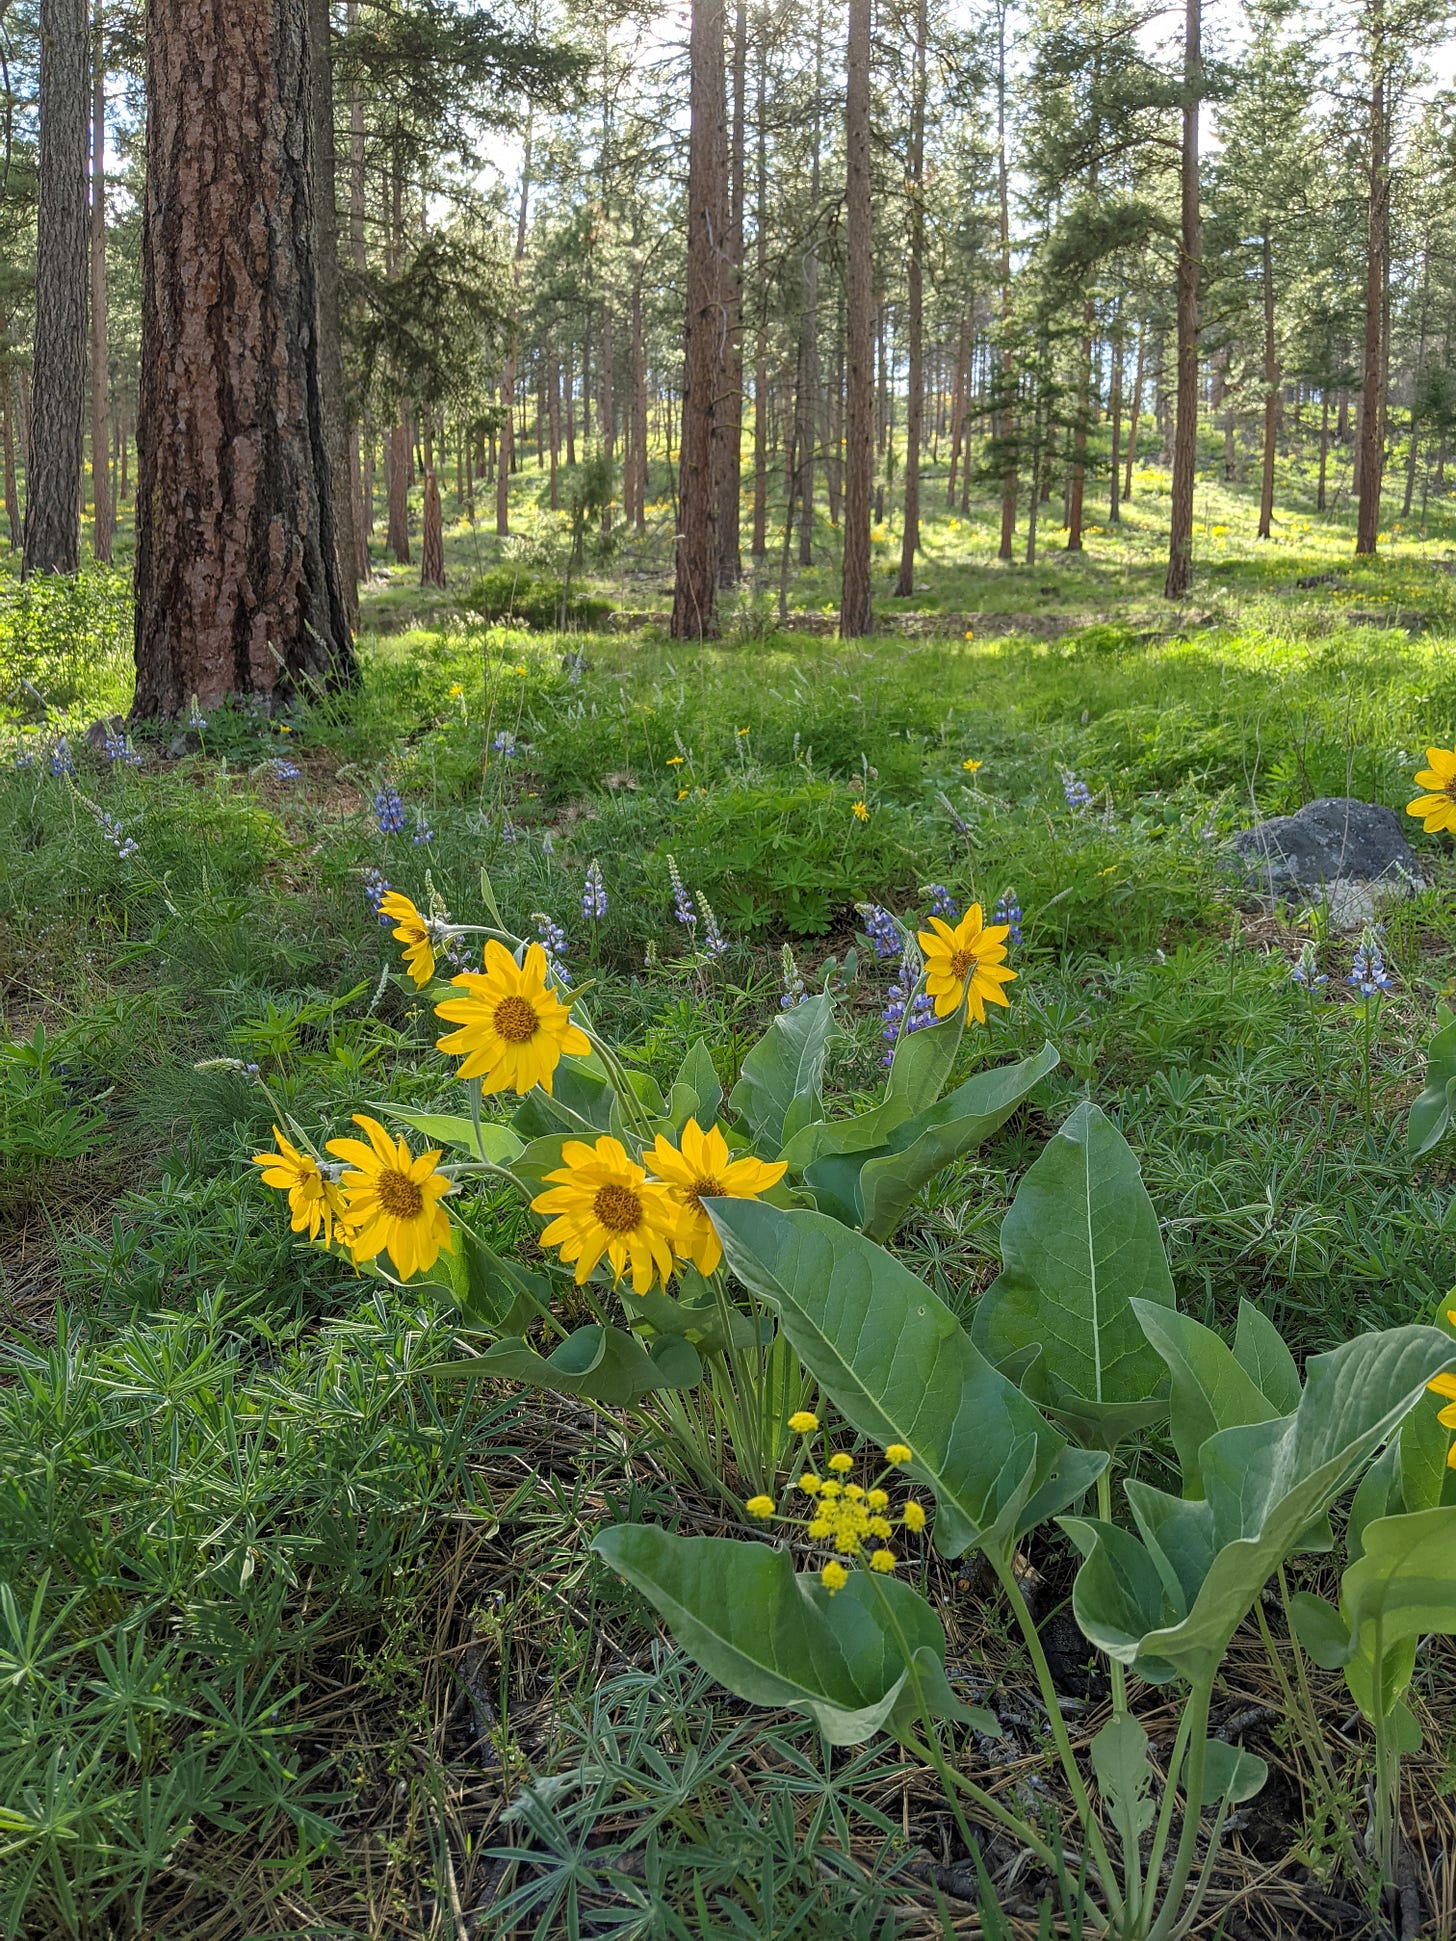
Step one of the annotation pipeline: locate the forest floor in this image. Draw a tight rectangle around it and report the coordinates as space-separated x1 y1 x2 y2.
2 457 1456 1937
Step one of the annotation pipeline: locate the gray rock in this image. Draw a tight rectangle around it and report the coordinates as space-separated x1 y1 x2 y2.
166 729 203 759
1230 796 1424 927
83 715 126 753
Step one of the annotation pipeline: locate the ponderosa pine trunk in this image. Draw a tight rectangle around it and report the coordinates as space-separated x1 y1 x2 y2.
716 0 746 584
25 0 89 578
497 130 532 538
1163 0 1201 600
308 0 357 627
751 22 769 559
89 6 111 562
893 0 926 598
995 0 1016 561
840 0 873 638
1257 230 1278 538
670 0 726 640
387 415 411 561
133 0 354 716
1 351 18 546
946 311 968 507
1355 11 1388 556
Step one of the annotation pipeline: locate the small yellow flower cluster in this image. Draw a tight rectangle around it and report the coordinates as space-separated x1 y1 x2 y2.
746 1419 928 1595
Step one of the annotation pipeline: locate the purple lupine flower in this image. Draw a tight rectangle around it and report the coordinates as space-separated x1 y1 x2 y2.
1348 926 1392 997
667 854 696 931
364 868 392 922
925 884 959 921
994 890 1023 949
50 738 73 778
95 811 138 860
862 904 901 960
697 891 727 959
1062 771 1093 813
582 860 607 921
1290 941 1326 992
373 785 406 835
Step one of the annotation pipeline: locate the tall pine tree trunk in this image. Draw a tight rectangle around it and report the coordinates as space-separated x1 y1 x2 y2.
751 23 769 559
497 130 531 538
716 0 746 583
946 311 968 506
1164 0 1201 600
134 0 354 717
1123 319 1145 501
631 281 648 535
89 4 111 563
894 0 926 598
670 0 726 639
308 0 357 626
840 0 873 638
25 0 89 578
1257 230 1278 538
1355 8 1388 556
995 0 1016 561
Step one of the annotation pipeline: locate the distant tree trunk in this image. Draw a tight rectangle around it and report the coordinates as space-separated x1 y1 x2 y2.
348 2 368 568
716 0 746 583
670 0 726 640
751 23 769 559
1164 0 1201 600
133 0 354 718
1317 391 1330 509
995 0 1016 561
946 311 968 506
89 5 111 563
25 0 89 578
840 0 873 639
1 355 18 546
1108 317 1123 524
565 343 576 464
1355 14 1388 556
547 343 561 508
387 416 411 561
1257 230 1278 538
894 0 926 598
421 465 445 586
1123 319 1145 501
498 129 532 538
798 10 822 568
630 281 648 535
308 0 357 628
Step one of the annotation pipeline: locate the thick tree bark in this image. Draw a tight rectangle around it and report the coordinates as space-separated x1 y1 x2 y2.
840 0 873 639
89 6 110 562
421 465 445 586
716 0 746 583
1355 15 1387 556
25 0 89 578
670 0 726 640
1257 230 1278 538
995 0 1016 561
894 0 926 598
133 0 355 717
1164 0 1201 600
308 0 357 627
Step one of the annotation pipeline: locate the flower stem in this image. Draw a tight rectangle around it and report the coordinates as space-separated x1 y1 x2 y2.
1096 1468 1129 1719
1144 1671 1214 1941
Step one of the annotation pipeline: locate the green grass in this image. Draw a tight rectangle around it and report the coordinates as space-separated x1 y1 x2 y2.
3 463 1456 1934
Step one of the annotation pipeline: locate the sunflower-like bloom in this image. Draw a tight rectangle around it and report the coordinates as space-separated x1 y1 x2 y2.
645 1118 787 1275
1406 746 1456 834
379 891 436 988
531 1136 681 1295
325 1114 453 1279
435 940 590 1096
917 905 1016 1024
251 1126 347 1245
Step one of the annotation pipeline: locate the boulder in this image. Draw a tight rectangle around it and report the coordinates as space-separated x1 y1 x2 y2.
1230 796 1424 930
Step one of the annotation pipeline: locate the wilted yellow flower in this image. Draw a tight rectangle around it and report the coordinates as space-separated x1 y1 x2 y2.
918 906 1016 1025
530 1134 680 1295
251 1126 347 1245
435 940 590 1096
1407 746 1456 834
646 1118 786 1275
325 1114 453 1279
379 890 436 989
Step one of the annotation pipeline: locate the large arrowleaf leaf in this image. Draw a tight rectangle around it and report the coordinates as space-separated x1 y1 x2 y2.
476 1324 700 1404
708 1199 1104 1563
972 1101 1173 1451
730 994 836 1150
592 1524 994 1745
1064 1325 1455 1683
1132 1303 1282 1495
373 1108 523 1165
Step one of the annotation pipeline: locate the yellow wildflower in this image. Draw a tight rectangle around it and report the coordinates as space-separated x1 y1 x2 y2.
797 1473 822 1494
530 1134 681 1296
251 1125 347 1246
667 755 685 766
746 1495 776 1518
1407 746 1456 834
827 1453 854 1473
435 940 590 1096
821 1561 849 1594
325 1114 453 1279
962 757 982 772
378 890 436 989
902 1500 927 1532
885 1444 912 1465
869 1549 897 1573
646 1118 786 1275
788 1410 820 1434
852 800 870 823
918 905 1016 1025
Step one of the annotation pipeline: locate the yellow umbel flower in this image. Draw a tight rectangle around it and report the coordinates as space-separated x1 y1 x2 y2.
788 1410 819 1434
821 1560 849 1594
869 1549 897 1573
884 1444 912 1465
902 1500 927 1532
379 891 436 989
251 1125 346 1245
1407 746 1456 834
531 1135 680 1295
646 1118 787 1275
917 905 1016 1024
746 1495 776 1517
435 939 591 1096
325 1114 453 1279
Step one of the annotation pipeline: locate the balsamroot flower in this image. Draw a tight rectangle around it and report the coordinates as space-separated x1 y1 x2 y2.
325 1114 453 1279
1407 746 1456 834
917 905 1016 1024
379 890 437 988
434 940 590 1096
251 1125 347 1245
646 1118 786 1276
531 1135 680 1295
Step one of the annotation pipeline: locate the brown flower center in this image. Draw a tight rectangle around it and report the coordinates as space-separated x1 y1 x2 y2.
377 1168 424 1220
949 946 978 980
494 994 540 1043
686 1175 724 1212
593 1182 643 1233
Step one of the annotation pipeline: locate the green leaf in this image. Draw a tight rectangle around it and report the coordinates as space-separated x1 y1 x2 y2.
729 994 836 1152
667 1039 724 1132
592 1524 981 1745
1335 1506 1456 1719
1231 1301 1301 1415
708 1199 1104 1564
1132 1305 1280 1496
1407 1011 1456 1157
972 1102 1173 1452
1203 1740 1268 1805
1090 1714 1156 1851
512 1060 618 1139
451 1228 548 1335
378 1108 523 1164
886 1009 964 1114
857 1042 1061 1242
477 1324 700 1403
1066 1326 1456 1683
1287 1590 1351 1670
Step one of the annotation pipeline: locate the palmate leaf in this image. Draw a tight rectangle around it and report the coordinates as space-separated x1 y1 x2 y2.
1064 1324 1456 1683
972 1102 1173 1451
592 1524 996 1746
708 1200 1104 1564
